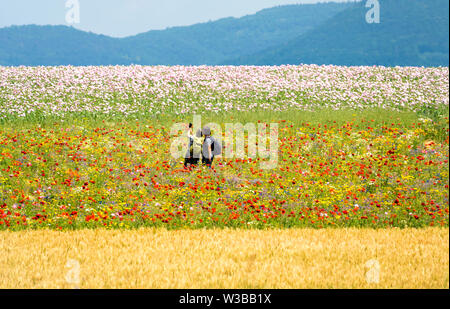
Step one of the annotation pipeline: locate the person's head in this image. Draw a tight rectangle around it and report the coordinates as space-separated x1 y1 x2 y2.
196 129 202 138
202 126 211 137
188 123 193 134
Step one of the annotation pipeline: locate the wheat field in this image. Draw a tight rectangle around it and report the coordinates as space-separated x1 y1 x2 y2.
0 228 448 289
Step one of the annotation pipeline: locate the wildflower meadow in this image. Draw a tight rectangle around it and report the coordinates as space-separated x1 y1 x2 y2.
0 65 448 231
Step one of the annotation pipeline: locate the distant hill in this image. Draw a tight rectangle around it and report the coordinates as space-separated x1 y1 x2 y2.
225 0 449 67
0 0 448 67
0 2 351 66
121 3 354 65
0 26 126 66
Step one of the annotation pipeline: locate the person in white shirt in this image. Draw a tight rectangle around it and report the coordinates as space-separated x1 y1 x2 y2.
184 123 194 167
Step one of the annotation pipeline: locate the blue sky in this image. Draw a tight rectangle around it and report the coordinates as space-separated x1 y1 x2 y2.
0 0 353 37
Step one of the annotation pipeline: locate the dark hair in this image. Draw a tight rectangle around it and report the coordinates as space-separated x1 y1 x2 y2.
202 126 211 136
189 123 193 128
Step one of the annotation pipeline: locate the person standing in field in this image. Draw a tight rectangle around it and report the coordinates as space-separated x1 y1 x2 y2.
191 129 203 166
202 126 221 168
184 123 194 168
202 126 214 168
184 124 203 168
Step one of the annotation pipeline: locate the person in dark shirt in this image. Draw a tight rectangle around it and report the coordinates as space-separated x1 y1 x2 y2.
202 126 214 168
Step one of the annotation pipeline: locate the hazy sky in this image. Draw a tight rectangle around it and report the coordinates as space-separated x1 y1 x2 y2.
0 0 354 37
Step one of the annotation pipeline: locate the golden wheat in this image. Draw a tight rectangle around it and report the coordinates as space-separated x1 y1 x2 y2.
0 228 448 289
